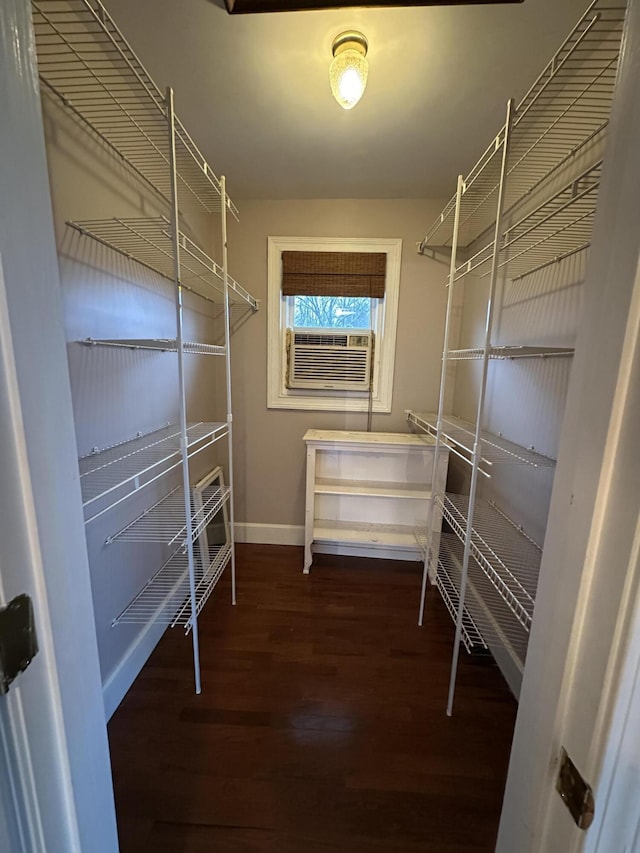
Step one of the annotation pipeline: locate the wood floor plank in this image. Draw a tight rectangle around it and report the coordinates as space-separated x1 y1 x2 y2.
108 545 517 852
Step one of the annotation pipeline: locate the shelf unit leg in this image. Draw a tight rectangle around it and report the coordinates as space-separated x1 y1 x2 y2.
167 86 201 695
446 99 514 717
221 176 237 607
419 174 464 626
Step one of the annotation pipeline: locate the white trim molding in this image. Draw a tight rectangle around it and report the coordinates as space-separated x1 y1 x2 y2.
267 236 402 412
234 523 305 546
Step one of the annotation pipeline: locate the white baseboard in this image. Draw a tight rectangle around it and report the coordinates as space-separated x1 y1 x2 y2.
234 522 304 546
102 618 167 721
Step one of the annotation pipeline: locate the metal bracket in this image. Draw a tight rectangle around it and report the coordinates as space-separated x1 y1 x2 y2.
0 595 39 695
556 746 595 830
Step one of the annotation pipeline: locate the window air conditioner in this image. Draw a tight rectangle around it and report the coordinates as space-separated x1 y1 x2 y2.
286 328 373 391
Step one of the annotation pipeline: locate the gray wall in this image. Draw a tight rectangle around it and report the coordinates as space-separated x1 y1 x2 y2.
226 198 449 530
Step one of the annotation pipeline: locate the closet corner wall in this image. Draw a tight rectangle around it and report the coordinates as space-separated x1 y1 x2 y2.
410 0 626 711
32 0 259 711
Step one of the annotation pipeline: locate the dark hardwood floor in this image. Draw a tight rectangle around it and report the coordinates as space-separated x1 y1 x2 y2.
108 545 517 852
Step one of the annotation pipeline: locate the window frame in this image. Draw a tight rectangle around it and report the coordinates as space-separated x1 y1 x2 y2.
267 236 402 412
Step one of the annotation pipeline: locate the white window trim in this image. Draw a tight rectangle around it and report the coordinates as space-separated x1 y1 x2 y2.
267 236 402 412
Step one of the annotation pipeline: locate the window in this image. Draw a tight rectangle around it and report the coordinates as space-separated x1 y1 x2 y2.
267 236 402 412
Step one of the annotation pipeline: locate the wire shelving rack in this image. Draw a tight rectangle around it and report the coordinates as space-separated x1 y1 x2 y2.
80 338 226 356
31 0 237 218
112 542 232 632
407 412 556 471
419 0 624 253
67 218 257 309
106 482 230 548
79 421 228 518
32 0 260 695
415 0 625 715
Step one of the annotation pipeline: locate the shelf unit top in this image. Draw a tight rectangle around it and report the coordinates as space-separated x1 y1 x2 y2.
106 482 230 547
304 429 438 448
32 0 237 218
80 338 226 356
79 421 228 508
453 162 602 283
407 411 556 469
419 0 624 252
447 345 575 361
68 217 258 309
440 493 542 633
112 542 231 632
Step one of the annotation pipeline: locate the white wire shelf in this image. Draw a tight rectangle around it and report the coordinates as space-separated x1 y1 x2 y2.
79 422 228 510
435 539 488 655
447 345 574 361
436 535 527 667
453 162 602 283
32 0 238 219
80 338 225 356
112 542 231 632
439 493 542 633
407 411 556 469
419 0 624 251
68 217 258 309
106 482 230 547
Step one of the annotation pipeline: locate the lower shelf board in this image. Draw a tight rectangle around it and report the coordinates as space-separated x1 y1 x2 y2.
313 520 419 549
314 478 432 500
112 542 232 632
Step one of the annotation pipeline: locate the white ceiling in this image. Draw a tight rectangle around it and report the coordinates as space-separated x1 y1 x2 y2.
104 0 589 200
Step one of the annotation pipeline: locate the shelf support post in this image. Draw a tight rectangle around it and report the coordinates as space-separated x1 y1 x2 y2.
418 174 464 626
220 176 237 606
167 86 202 695
447 99 514 717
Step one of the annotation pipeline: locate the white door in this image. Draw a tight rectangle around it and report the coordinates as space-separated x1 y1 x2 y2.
0 257 80 851
497 0 640 849
0 0 119 849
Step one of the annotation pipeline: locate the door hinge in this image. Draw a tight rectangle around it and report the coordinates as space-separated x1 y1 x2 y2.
0 594 38 695
556 746 595 830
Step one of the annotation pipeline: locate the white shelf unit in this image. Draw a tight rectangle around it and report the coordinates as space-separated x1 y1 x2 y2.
415 0 625 714
32 0 259 694
303 430 449 572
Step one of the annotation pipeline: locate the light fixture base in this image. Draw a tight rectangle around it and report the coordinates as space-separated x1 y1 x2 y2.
332 31 368 58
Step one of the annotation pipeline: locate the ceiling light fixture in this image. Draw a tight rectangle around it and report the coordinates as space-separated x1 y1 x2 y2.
329 31 368 111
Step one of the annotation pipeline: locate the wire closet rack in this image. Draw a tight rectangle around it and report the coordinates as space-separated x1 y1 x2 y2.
413 0 626 715
32 0 260 695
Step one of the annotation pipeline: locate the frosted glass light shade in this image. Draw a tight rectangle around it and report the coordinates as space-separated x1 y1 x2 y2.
329 32 368 110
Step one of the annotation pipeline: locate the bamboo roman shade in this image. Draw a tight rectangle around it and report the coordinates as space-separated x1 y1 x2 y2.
281 251 387 298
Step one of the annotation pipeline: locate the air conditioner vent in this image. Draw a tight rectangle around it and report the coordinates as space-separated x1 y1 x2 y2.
293 332 348 347
287 328 373 391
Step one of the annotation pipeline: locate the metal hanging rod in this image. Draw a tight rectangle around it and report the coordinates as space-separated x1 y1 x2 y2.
80 338 226 356
79 421 228 508
67 217 258 309
446 345 575 360
407 411 556 468
106 482 230 547
31 0 239 219
439 494 542 633
112 542 232 632
419 0 624 252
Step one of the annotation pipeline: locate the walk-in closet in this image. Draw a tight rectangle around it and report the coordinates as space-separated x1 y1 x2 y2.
1 0 639 851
